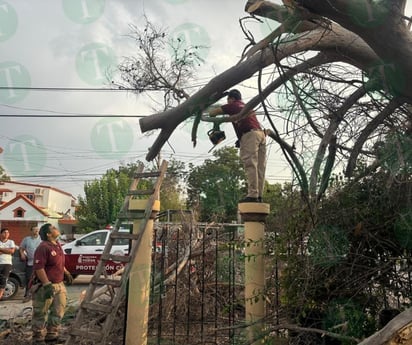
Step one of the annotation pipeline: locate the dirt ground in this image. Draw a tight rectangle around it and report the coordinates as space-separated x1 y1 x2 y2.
0 303 125 345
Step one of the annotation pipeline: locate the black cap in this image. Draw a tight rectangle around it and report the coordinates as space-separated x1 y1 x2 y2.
226 89 242 100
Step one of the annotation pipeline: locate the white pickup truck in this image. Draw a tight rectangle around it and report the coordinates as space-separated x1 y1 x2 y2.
62 229 129 277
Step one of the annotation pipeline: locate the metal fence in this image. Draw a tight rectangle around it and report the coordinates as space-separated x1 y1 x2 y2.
147 210 251 345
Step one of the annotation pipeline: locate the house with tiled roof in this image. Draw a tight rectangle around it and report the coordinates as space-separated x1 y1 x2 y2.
0 181 77 245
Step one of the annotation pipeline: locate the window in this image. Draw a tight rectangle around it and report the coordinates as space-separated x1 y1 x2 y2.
13 207 26 218
16 192 35 202
78 232 107 246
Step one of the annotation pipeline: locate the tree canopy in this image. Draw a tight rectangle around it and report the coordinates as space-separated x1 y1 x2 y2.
137 0 412 207
186 146 246 222
76 160 185 232
113 1 412 343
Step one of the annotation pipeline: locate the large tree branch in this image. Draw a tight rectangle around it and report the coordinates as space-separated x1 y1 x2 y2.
293 0 412 101
309 85 369 196
358 307 412 345
140 23 378 160
202 52 338 126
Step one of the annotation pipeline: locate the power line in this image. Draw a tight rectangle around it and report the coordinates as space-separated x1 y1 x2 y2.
0 86 137 92
0 113 146 118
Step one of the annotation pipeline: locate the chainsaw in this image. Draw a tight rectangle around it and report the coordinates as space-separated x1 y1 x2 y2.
207 122 225 152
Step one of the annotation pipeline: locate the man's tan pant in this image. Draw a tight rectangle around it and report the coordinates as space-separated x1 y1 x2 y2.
240 130 266 198
32 282 67 341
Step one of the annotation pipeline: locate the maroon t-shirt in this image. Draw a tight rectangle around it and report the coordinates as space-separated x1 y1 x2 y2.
33 241 65 283
221 100 261 139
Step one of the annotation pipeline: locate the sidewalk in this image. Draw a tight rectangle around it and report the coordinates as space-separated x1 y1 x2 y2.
0 291 31 321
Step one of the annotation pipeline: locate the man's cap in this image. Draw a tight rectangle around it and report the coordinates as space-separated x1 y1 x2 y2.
225 89 242 100
39 223 52 241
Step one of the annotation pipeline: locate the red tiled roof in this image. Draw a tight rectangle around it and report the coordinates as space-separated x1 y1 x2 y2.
0 194 49 216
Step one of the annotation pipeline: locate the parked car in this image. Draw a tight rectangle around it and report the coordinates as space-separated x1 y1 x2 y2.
3 249 26 300
62 229 130 277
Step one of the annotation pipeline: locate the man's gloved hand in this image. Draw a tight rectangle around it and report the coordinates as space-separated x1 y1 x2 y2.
42 283 54 299
235 140 240 148
64 271 74 285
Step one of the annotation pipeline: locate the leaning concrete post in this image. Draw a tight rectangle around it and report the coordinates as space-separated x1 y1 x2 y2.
238 202 270 344
125 199 160 345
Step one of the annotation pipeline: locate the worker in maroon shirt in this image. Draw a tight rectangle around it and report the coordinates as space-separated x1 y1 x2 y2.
209 89 266 202
32 223 72 345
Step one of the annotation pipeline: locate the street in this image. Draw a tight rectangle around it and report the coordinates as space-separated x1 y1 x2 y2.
0 275 92 319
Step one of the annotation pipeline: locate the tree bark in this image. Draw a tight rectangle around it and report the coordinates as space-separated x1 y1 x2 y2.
357 308 412 345
294 0 412 100
140 21 378 160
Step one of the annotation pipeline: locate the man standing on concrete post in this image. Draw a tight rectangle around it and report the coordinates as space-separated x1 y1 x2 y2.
20 225 41 302
209 89 266 202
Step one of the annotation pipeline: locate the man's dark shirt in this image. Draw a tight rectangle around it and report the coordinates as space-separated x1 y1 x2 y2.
222 100 261 140
33 241 65 283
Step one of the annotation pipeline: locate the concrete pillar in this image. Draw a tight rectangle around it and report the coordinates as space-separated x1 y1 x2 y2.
238 202 270 345
125 199 160 345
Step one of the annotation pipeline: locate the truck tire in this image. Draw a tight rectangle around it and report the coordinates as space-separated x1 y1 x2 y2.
3 277 19 300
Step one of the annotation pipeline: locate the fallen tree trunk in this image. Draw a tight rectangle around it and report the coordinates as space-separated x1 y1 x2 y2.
358 308 412 345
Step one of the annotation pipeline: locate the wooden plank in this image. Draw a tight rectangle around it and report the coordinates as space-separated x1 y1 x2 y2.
81 301 112 313
69 328 103 340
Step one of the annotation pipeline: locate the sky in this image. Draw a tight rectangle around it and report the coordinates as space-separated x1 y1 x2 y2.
6 0 406 199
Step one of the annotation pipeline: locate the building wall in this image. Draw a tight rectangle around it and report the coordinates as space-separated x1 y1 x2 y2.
0 181 76 244
0 181 75 215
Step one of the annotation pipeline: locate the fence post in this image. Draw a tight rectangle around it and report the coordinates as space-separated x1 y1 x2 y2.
125 199 161 345
238 202 270 344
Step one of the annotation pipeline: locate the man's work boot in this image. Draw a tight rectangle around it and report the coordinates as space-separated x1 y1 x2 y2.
45 332 59 342
32 329 46 344
239 196 259 203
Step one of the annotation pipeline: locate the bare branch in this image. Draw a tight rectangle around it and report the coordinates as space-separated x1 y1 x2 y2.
309 85 369 196
345 97 405 177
